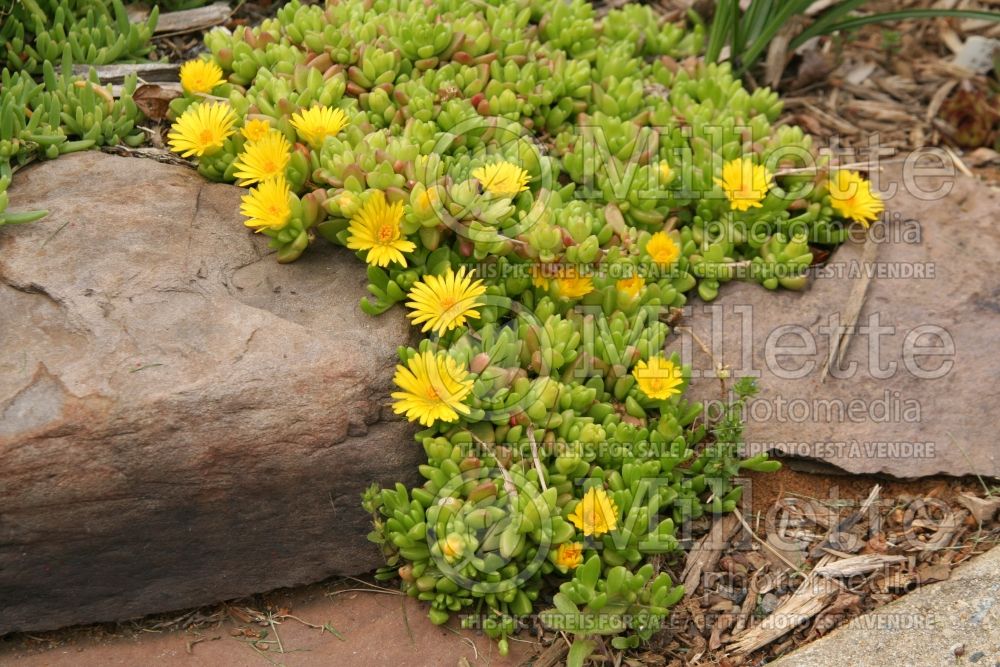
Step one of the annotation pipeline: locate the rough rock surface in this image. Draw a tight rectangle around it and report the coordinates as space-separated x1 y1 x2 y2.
0 152 416 634
771 545 1000 667
668 164 1000 478
0 586 533 666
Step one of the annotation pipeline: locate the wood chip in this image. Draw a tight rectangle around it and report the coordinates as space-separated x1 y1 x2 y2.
814 554 908 578
531 639 569 667
955 493 1000 523
682 513 742 593
926 80 960 124
729 562 843 655
877 570 916 592
843 100 919 124
764 533 806 569
72 62 180 84
732 572 762 636
155 2 231 34
801 102 860 136
916 562 952 584
943 145 975 178
132 84 182 121
963 147 1000 167
844 62 878 86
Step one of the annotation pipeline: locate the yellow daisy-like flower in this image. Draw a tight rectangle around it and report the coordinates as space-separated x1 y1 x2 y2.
167 102 236 158
616 273 645 299
241 119 272 143
406 267 487 336
232 130 291 186
555 274 594 300
646 232 680 267
240 175 292 232
529 263 552 290
346 191 416 267
391 350 474 426
632 355 683 400
715 157 773 212
554 542 584 570
828 170 884 228
179 59 224 94
568 487 619 537
472 161 530 197
290 105 348 148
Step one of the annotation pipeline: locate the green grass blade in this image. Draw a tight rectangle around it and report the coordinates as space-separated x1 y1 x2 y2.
813 8 1000 39
738 0 815 73
743 0 778 47
790 0 869 48
732 0 744 57
706 0 739 63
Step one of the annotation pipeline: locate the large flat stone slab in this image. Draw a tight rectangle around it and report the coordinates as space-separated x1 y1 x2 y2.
669 164 1000 478
0 585 533 666
771 546 1000 666
0 152 416 634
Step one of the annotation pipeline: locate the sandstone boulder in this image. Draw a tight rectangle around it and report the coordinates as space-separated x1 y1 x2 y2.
668 164 1000 478
0 152 416 634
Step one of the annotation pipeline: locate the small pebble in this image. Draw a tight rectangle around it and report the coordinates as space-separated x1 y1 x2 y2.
760 592 781 615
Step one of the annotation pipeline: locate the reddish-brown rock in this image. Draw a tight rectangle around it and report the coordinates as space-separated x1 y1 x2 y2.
668 164 1000 478
0 152 416 634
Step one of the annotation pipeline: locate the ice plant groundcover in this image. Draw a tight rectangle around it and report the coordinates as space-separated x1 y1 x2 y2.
1 0 885 662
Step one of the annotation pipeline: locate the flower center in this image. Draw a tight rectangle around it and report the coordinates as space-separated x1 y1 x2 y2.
377 223 395 243
199 129 215 145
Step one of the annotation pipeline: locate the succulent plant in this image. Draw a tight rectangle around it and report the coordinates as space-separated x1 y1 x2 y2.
1 0 889 658
1 0 159 74
162 2 891 653
0 52 146 225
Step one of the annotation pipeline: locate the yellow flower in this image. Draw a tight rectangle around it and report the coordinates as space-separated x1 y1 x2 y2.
240 175 292 232
616 273 645 299
414 186 439 216
167 102 236 158
241 119 272 143
290 105 348 148
715 158 773 212
632 355 683 400
441 534 466 561
232 130 291 186
472 161 530 197
828 170 884 227
568 487 619 537
346 191 416 267
530 263 552 290
555 274 594 300
658 161 674 184
554 542 584 570
646 232 680 267
406 267 487 336
179 59 224 94
391 350 474 426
